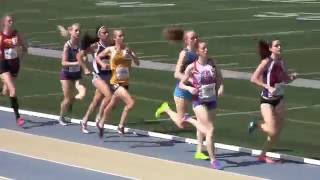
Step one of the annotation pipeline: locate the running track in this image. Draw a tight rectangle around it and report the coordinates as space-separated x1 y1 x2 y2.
0 110 319 180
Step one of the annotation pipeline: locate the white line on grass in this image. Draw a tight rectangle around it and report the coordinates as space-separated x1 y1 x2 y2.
213 47 320 58
21 93 62 99
215 4 299 11
146 58 170 62
26 47 320 90
146 104 320 125
38 42 61 46
217 62 239 67
12 9 41 14
297 72 320 76
126 29 320 45
287 118 320 126
22 67 58 74
139 55 168 58
227 66 257 70
46 10 196 21
44 3 307 22
25 18 276 36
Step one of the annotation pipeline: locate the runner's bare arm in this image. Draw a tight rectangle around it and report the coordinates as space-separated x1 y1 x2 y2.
179 65 197 94
130 49 140 66
250 58 270 89
96 47 111 69
17 32 28 54
213 59 224 96
76 50 91 74
174 50 187 80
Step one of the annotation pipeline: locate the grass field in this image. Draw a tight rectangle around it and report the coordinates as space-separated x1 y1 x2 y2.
1 0 320 159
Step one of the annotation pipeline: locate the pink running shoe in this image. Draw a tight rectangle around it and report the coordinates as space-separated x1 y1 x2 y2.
211 160 224 170
258 155 276 164
16 117 25 127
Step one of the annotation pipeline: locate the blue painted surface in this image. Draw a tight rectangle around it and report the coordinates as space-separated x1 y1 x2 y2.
0 111 319 180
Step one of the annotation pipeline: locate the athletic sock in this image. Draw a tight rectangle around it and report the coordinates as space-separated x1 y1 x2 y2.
10 96 20 119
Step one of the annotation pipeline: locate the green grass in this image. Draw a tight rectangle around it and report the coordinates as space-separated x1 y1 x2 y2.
0 54 318 159
2 0 320 77
1 0 320 159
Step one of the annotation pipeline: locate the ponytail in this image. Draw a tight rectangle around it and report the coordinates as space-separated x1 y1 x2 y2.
258 39 271 60
57 25 69 38
80 32 97 50
57 23 80 38
163 27 184 42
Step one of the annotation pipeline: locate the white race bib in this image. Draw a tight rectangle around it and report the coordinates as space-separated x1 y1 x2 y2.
199 83 216 102
4 48 18 59
273 82 285 96
68 65 81 72
116 66 129 80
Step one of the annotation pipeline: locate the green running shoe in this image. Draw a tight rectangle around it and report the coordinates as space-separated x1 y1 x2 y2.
155 102 170 118
194 151 209 160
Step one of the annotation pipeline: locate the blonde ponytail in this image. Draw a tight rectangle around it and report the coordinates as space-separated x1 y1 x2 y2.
57 25 69 38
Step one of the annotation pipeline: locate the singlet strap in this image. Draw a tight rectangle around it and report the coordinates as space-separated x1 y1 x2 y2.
66 40 72 48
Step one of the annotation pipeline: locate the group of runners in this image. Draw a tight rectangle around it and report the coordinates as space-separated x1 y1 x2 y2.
0 14 297 169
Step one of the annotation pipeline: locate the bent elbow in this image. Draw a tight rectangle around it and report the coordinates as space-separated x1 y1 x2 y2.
250 76 256 84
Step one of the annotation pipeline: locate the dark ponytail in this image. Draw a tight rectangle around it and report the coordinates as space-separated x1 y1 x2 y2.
163 27 185 42
80 32 98 51
258 40 271 60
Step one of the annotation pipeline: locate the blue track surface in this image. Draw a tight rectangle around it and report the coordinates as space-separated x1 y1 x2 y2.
0 111 319 180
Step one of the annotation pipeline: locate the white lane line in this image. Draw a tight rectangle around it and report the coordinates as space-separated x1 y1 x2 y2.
217 62 239 67
126 29 320 44
21 93 62 99
22 67 58 74
216 4 299 11
227 66 257 70
139 55 168 58
297 72 320 76
26 47 320 90
146 104 320 125
25 18 274 36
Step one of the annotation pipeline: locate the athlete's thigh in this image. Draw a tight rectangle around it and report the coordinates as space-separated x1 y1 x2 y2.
60 80 75 98
174 96 190 118
260 103 277 128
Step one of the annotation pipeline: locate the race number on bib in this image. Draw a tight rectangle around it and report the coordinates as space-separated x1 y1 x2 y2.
116 67 129 80
199 83 216 102
68 65 81 72
4 48 18 59
273 82 285 96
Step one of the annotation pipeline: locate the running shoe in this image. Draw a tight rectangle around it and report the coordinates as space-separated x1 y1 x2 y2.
96 122 104 138
16 117 25 127
257 154 276 164
117 126 125 135
155 102 170 118
80 121 89 134
211 160 224 170
248 119 257 134
58 117 68 126
194 151 210 160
